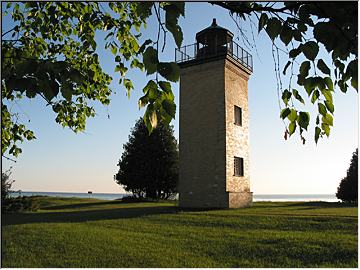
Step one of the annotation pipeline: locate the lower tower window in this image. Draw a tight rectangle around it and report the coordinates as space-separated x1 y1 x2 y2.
234 157 244 176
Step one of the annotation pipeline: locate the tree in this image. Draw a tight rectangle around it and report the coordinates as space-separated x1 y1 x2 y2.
211 2 357 144
336 149 358 203
1 168 15 202
2 2 357 159
114 118 178 199
1 168 39 212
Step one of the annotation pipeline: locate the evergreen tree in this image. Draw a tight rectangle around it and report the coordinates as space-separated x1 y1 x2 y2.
336 149 358 203
115 118 178 199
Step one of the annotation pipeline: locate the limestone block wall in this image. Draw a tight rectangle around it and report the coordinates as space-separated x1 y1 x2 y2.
179 56 252 208
224 58 251 193
179 59 228 208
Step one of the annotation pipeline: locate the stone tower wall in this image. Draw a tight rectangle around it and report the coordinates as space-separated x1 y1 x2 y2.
178 56 252 208
179 59 228 208
224 59 251 193
224 58 252 208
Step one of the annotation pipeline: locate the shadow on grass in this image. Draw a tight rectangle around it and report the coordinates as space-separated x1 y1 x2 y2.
287 202 357 208
2 205 180 226
254 201 357 209
41 200 123 210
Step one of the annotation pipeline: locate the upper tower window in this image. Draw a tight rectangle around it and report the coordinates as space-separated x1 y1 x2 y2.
234 106 242 126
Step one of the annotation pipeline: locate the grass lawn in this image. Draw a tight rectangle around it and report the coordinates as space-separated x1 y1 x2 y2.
1 197 358 267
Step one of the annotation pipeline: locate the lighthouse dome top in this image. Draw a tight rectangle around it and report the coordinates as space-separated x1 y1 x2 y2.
196 18 234 45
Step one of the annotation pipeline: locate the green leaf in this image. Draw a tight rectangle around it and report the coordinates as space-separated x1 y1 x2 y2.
143 47 158 75
42 80 59 101
158 62 180 82
313 22 337 53
138 39 152 54
265 17 282 40
297 111 310 130
162 98 176 119
324 101 334 114
172 2 185 16
311 90 320 104
299 61 310 78
301 41 319 61
149 108 158 130
292 89 305 104
258 13 268 33
138 94 149 108
321 89 333 103
164 4 183 48
283 61 291 75
280 108 291 119
142 80 157 94
148 89 159 100
293 30 302 41
280 24 292 46
123 79 134 97
297 22 307 32
281 89 292 106
338 80 347 93
159 81 171 93
61 83 72 101
351 78 358 90
322 113 333 126
143 104 156 133
289 121 296 135
318 103 327 116
289 48 301 58
346 59 357 90
317 59 331 75
115 63 128 76
287 109 297 122
110 44 117 55
315 126 321 144
130 58 144 70
324 77 334 91
321 123 330 137
304 77 317 95
135 1 153 19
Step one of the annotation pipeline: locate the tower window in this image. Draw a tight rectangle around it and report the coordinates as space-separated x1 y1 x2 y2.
234 106 242 126
234 157 244 176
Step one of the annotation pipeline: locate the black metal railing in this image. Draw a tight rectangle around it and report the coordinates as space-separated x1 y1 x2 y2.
175 41 253 72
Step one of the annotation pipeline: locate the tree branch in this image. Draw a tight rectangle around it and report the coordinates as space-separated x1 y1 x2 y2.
209 1 301 16
2 26 17 37
155 3 167 53
2 155 17 163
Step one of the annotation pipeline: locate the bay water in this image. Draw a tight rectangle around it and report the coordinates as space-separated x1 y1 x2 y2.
10 191 339 202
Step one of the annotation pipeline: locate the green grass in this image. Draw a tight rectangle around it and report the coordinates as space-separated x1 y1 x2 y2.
2 197 358 267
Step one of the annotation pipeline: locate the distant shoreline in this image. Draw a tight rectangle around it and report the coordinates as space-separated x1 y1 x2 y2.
9 191 339 202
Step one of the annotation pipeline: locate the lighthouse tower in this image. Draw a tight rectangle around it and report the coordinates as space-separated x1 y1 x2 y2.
175 19 253 208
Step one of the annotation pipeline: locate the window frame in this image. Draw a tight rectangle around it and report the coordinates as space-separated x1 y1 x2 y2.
234 105 242 126
234 156 244 177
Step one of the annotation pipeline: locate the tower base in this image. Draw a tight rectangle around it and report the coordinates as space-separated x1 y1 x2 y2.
178 191 253 209
228 192 253 208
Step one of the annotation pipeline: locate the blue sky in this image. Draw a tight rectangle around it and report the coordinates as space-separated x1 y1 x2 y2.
2 2 358 194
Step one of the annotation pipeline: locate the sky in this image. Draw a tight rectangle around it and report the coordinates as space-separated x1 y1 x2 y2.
2 3 358 195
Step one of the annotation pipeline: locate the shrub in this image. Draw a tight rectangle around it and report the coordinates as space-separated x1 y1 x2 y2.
1 168 15 201
2 196 40 213
121 195 150 203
